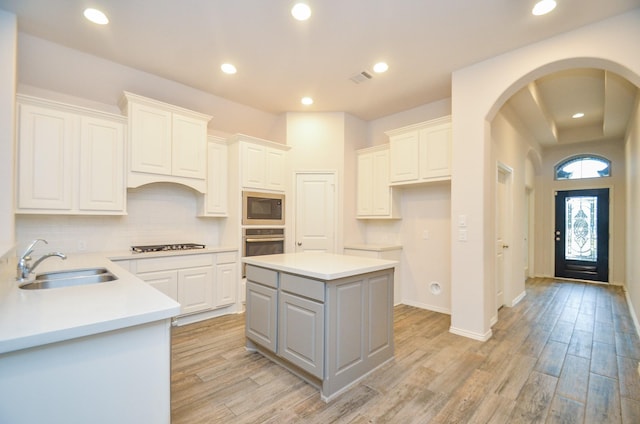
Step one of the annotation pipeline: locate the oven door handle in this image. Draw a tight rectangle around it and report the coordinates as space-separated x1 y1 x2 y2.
244 237 285 243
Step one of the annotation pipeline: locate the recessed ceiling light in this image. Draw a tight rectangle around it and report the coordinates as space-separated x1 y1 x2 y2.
572 112 585 119
221 63 237 74
83 8 109 25
291 3 312 21
373 62 389 73
532 0 556 16
301 96 313 105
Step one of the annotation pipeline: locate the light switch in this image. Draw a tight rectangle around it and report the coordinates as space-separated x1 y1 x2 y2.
458 214 467 227
458 229 468 241
422 230 429 240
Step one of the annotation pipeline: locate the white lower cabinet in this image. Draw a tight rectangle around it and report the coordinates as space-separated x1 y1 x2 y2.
126 251 237 319
178 267 214 315
138 270 178 301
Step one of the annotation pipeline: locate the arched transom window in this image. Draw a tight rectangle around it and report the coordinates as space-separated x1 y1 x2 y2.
554 155 611 180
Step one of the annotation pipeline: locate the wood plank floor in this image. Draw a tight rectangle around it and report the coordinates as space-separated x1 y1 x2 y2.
171 278 640 423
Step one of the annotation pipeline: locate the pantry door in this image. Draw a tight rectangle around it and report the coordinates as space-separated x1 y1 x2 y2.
295 172 336 253
554 189 609 282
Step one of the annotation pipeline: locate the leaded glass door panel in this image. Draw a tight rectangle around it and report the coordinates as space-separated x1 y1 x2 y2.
554 189 609 282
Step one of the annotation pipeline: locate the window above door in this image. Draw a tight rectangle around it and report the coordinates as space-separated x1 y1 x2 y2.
554 155 611 180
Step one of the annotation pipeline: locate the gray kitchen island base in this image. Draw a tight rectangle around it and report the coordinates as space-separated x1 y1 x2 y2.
244 255 396 402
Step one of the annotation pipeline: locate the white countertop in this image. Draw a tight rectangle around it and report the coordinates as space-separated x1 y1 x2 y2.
243 252 397 280
0 252 182 354
343 244 403 252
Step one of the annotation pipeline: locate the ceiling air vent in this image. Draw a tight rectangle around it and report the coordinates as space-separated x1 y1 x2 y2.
349 71 373 84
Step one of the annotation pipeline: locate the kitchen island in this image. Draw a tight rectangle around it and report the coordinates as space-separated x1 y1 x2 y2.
243 252 397 402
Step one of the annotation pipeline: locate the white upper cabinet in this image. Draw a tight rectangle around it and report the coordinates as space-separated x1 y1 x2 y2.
120 92 211 193
78 116 125 212
230 134 289 192
16 95 126 215
387 116 452 186
198 136 228 217
356 145 400 219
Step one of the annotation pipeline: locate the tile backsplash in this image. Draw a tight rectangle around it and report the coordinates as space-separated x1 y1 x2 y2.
16 183 225 255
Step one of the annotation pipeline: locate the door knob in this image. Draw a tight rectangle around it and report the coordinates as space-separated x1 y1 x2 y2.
297 242 302 246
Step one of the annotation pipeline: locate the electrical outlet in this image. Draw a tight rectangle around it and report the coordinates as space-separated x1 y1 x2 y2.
458 229 468 241
422 230 429 240
78 240 87 251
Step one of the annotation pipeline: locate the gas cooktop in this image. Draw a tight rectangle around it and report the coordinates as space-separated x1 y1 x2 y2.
131 243 206 253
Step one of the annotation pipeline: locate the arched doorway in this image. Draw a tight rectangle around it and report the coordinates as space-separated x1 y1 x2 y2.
449 11 640 341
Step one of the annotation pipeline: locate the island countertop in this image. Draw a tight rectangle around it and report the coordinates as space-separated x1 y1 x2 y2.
242 252 397 280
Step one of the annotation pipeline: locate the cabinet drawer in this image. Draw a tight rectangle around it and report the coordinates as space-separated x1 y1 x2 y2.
216 251 237 265
136 253 214 273
281 273 324 303
246 265 278 288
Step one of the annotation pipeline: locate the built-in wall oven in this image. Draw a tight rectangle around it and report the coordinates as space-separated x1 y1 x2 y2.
242 191 285 226
242 228 285 277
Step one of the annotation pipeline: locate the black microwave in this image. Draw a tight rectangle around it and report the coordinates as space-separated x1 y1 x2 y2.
242 191 285 225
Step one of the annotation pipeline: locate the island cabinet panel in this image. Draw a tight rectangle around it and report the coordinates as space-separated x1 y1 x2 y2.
324 270 394 398
246 281 278 353
278 292 324 378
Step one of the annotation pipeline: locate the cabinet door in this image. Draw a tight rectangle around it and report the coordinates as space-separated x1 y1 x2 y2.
204 141 228 215
79 116 125 212
265 148 286 191
371 148 390 215
138 270 178 302
278 292 324 378
215 262 237 308
172 113 207 179
419 124 451 180
356 152 373 216
178 266 214 315
17 104 74 210
246 281 278 352
389 131 419 183
241 143 266 189
129 102 172 175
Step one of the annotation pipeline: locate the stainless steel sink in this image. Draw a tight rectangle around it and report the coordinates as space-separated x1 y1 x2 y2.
19 268 118 290
35 267 111 281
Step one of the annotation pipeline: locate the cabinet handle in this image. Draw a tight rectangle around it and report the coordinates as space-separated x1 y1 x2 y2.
503 245 509 249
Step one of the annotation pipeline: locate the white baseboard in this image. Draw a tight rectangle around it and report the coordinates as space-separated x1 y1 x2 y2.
511 290 526 306
624 286 640 340
401 299 451 315
449 326 492 342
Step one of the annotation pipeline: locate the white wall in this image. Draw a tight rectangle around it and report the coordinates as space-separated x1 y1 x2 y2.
16 184 222 256
625 95 640 329
450 9 640 340
491 107 542 313
536 139 626 284
285 112 347 252
16 33 283 141
0 11 16 259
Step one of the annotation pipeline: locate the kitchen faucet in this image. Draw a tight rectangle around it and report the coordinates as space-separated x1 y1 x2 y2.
16 239 67 281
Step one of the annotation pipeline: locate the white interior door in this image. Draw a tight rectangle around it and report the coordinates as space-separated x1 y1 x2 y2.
295 173 336 253
496 166 512 309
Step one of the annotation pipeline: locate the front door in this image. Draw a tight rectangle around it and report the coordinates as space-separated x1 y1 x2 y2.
554 189 609 282
295 172 336 253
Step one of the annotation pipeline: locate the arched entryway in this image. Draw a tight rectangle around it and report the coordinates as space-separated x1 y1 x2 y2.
448 10 640 341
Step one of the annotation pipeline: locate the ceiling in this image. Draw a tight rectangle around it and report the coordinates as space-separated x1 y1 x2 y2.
0 0 638 146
